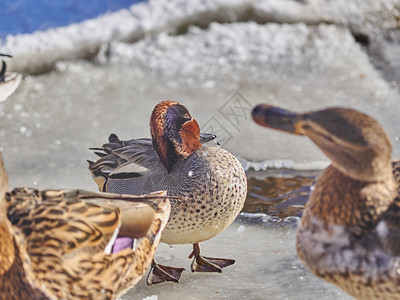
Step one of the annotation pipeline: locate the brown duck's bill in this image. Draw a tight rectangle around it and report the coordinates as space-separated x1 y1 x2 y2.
252 104 305 135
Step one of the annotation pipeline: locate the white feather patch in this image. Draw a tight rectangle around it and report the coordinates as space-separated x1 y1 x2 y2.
109 162 148 176
104 225 121 255
376 220 388 239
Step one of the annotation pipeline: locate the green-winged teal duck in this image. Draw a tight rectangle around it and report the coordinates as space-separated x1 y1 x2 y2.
89 100 247 284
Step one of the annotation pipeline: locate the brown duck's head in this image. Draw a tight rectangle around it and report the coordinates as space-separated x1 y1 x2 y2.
252 104 393 182
150 101 202 172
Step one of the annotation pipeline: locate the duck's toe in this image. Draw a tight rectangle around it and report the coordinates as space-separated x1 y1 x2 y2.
146 261 185 285
190 255 235 273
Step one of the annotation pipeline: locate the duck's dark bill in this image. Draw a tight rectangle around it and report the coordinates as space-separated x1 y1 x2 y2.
199 132 217 144
252 104 303 135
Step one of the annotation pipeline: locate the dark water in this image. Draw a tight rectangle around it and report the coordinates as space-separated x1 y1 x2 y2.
243 169 321 218
0 0 145 39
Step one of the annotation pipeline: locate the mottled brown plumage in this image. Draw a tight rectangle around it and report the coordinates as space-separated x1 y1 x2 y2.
0 155 170 300
89 101 247 284
252 105 400 299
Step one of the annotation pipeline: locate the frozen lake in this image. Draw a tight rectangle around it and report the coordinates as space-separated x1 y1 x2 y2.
0 0 399 299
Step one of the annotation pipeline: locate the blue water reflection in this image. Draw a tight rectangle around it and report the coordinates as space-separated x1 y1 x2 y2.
0 0 145 39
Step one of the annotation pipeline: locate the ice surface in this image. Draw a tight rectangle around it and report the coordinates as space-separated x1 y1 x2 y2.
126 223 351 300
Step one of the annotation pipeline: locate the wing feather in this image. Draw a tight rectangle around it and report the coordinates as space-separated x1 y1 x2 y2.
6 187 170 299
7 188 121 257
88 135 162 191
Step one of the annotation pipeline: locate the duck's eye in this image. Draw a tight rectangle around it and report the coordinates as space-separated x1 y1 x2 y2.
184 113 191 119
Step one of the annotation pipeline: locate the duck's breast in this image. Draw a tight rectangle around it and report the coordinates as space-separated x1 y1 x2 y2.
296 215 400 299
161 147 247 244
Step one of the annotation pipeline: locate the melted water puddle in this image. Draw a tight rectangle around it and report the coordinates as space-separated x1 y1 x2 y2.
243 169 320 217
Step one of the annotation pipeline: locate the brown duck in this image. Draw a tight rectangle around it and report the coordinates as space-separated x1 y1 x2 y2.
252 104 400 299
0 154 170 299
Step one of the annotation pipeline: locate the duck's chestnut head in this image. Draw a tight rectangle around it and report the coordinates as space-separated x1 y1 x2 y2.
150 101 202 172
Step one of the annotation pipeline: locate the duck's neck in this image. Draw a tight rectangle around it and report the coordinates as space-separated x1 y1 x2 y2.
302 165 396 229
0 157 15 275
